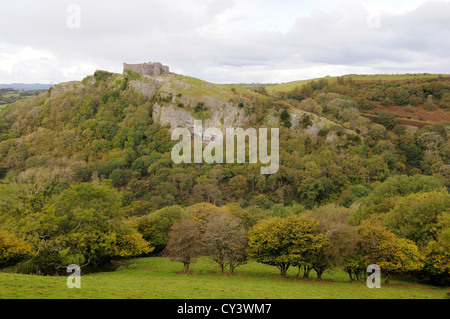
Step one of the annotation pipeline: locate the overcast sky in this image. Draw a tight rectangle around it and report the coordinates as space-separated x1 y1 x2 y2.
0 0 449 84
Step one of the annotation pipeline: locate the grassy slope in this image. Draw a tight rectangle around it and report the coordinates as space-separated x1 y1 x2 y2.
266 74 445 93
167 75 254 100
0 257 447 299
267 79 317 94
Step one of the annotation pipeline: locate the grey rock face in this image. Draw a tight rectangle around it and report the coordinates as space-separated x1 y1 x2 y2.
126 71 347 140
128 79 160 100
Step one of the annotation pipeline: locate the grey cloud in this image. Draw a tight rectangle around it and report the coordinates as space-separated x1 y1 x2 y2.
0 0 449 83
285 1 450 66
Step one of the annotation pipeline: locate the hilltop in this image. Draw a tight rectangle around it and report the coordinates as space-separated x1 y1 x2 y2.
0 68 448 289
0 67 448 208
266 73 447 93
261 73 450 128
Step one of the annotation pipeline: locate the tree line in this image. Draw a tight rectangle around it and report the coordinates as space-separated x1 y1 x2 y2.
0 71 448 285
0 174 448 285
161 189 445 285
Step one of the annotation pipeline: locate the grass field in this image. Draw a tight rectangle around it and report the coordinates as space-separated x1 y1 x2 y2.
0 257 448 299
266 74 447 93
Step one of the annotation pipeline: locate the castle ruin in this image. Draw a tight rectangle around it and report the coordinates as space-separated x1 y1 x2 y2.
123 61 170 77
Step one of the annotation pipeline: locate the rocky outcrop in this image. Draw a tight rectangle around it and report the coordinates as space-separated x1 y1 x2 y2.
49 81 79 99
152 102 249 140
128 79 161 100
127 73 348 140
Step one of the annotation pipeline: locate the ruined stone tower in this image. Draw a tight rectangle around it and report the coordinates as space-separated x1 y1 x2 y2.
123 62 170 77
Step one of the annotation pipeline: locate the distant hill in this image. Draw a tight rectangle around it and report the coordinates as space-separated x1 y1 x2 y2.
266 73 448 93
0 68 448 212
264 73 450 127
0 88 47 107
0 83 51 91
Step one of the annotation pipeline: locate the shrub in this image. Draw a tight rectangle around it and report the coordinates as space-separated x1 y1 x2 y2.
280 109 292 128
424 95 438 111
377 111 397 130
94 70 114 82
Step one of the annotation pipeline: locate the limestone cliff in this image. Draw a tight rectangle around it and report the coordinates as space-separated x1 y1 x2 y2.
127 73 346 140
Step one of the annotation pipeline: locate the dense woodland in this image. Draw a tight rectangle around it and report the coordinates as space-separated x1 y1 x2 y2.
0 71 448 286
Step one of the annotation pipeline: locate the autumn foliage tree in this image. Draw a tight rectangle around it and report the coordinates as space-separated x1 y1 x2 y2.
204 213 248 274
358 223 423 283
247 216 327 277
1 182 151 273
422 212 450 286
385 191 449 247
308 223 363 280
164 218 203 273
0 231 33 268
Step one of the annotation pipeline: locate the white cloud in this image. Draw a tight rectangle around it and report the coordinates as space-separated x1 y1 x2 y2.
0 46 58 83
0 0 449 83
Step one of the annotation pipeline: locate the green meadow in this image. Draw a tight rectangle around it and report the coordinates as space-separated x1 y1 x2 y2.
0 257 447 299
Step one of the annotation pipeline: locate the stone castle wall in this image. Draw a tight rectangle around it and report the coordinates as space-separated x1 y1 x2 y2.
123 62 170 77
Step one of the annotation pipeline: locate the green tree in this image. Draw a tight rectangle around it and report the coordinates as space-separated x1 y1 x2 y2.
358 223 423 283
132 156 151 176
439 92 450 110
247 216 327 277
290 84 313 101
134 205 185 253
377 111 397 130
10 183 150 273
110 168 130 187
385 191 449 247
112 221 154 258
302 204 362 279
0 231 33 269
185 202 228 230
49 183 125 267
228 175 249 199
424 95 438 111
393 89 410 106
227 203 267 230
422 212 450 286
307 223 361 280
352 175 445 224
280 109 292 128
